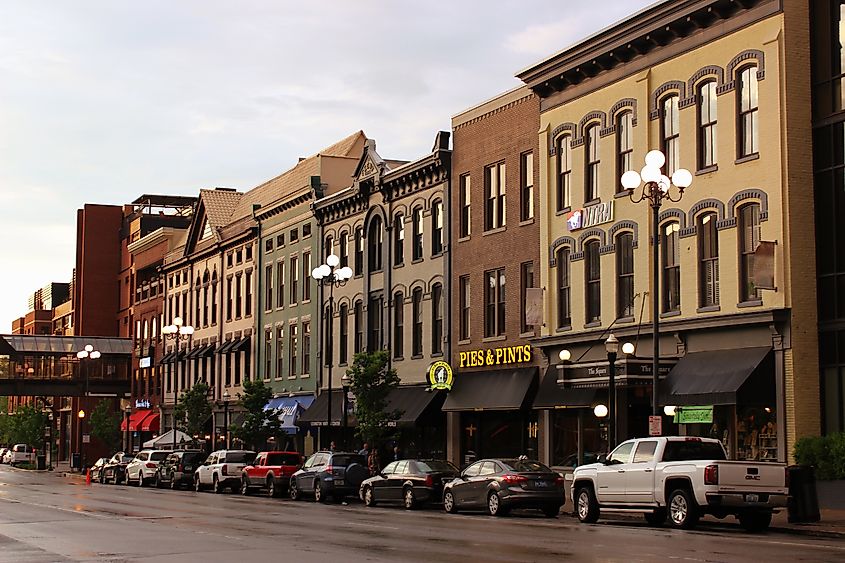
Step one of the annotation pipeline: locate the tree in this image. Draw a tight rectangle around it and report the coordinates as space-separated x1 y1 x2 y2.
8 404 48 448
174 382 212 438
230 379 283 450
346 349 401 447
89 399 121 452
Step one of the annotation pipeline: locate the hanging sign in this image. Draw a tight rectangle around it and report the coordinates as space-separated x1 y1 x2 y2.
648 416 662 437
428 361 454 391
674 406 714 424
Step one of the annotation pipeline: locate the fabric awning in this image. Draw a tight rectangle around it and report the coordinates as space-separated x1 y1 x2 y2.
159 351 176 364
265 395 315 434
143 429 192 449
533 368 599 409
386 385 442 424
141 412 160 432
442 367 538 412
121 409 153 431
229 337 251 353
217 339 240 355
665 347 774 406
298 390 355 427
198 343 217 357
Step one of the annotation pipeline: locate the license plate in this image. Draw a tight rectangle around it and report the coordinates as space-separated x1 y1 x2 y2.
184 466 192 471
535 480 548 487
335 479 344 486
746 494 759 503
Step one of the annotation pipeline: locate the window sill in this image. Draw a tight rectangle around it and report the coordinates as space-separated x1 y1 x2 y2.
615 316 635 324
697 305 721 313
660 310 681 318
614 191 631 199
555 207 572 216
735 153 760 165
431 252 444 259
482 226 507 237
393 262 404 269
289 303 298 308
338 362 348 368
431 352 444 358
287 375 297 380
302 299 311 305
555 326 572 333
519 331 535 338
369 269 384 276
300 373 310 379
458 235 471 243
737 299 763 308
584 198 601 207
411 354 424 360
583 321 601 329
458 339 471 346
696 165 719 176
411 258 424 265
482 335 507 343
392 357 403 362
519 218 535 227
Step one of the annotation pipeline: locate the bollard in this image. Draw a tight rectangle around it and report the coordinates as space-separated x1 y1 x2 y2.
85 468 91 486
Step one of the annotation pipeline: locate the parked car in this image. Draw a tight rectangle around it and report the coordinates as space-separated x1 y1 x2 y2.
154 450 207 490
194 450 256 494
0 448 9 464
572 436 788 532
443 458 565 517
89 457 109 483
125 450 170 487
102 452 135 485
289 451 369 503
4 444 37 466
240 451 303 497
360 459 459 510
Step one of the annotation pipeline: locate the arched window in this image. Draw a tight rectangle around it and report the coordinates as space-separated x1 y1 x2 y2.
325 235 334 261
739 203 762 302
339 303 348 365
662 222 681 312
698 81 718 169
368 217 383 272
556 135 571 211
585 241 601 323
412 288 423 357
431 283 443 354
556 248 571 329
738 66 759 158
585 124 601 202
661 95 680 175
354 227 364 276
616 113 633 193
339 231 349 268
393 215 404 266
211 271 218 325
432 200 444 255
393 292 403 359
412 207 424 261
698 213 719 307
616 233 634 318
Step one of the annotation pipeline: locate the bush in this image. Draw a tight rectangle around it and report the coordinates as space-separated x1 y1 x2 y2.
794 432 845 480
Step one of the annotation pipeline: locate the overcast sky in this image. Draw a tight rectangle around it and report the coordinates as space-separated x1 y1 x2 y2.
0 0 654 331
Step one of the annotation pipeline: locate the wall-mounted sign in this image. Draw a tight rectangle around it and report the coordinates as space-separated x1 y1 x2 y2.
135 399 151 409
567 201 614 232
674 406 714 424
139 357 151 369
428 361 454 391
459 344 532 369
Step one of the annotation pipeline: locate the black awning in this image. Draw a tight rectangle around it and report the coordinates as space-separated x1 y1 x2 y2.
442 367 538 412
198 343 217 358
216 339 239 355
159 351 176 364
229 337 251 353
665 347 773 406
387 385 442 424
298 390 356 427
533 368 599 409
184 346 203 360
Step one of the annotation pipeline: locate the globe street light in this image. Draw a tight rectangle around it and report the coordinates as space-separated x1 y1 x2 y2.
605 334 619 449
162 316 194 449
223 389 231 449
76 344 100 470
620 150 692 425
311 254 353 446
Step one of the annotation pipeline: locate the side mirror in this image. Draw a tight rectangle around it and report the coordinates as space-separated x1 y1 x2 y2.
597 454 608 465
379 472 387 478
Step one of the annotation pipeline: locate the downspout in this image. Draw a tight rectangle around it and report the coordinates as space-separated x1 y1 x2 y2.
252 204 262 389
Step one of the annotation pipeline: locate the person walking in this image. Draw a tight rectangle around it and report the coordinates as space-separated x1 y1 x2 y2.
367 446 381 477
358 442 370 456
392 445 402 462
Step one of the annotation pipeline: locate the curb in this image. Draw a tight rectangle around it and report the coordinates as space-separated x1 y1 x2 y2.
769 525 845 540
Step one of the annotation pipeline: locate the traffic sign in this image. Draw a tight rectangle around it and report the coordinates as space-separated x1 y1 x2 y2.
648 416 662 436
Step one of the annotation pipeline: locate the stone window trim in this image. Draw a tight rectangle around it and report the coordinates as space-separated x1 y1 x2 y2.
649 80 687 120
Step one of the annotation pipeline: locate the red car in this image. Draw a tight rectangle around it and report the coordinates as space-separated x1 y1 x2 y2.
240 451 303 497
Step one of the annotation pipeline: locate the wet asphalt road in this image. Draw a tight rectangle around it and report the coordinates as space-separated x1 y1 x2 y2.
0 466 842 562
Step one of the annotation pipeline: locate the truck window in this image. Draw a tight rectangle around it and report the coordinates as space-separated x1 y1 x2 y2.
661 440 727 462
266 453 301 466
607 442 634 464
632 441 658 463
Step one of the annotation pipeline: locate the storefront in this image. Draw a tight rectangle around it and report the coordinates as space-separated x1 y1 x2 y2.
264 394 315 453
121 408 160 453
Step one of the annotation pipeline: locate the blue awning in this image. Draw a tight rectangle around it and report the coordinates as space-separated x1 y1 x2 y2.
264 395 315 435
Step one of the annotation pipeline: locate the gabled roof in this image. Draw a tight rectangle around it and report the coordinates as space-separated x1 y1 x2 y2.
201 188 243 231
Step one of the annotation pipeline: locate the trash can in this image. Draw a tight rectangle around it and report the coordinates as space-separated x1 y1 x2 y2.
36 454 46 470
70 452 81 471
788 465 821 523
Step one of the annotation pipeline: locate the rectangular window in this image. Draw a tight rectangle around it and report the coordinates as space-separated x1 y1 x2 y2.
339 305 348 364
325 236 334 261
340 232 349 268
662 95 680 175
276 233 285 247
432 200 444 255
662 223 681 312
459 174 471 238
738 66 759 157
244 270 252 316
698 213 720 307
412 207 424 261
557 136 571 211
276 326 284 378
354 301 363 354
235 273 243 318
302 223 311 238
265 265 273 311
698 81 718 169
368 294 383 352
226 277 233 321
355 227 364 275
290 228 298 242
289 323 298 377
616 233 634 318
302 321 310 374
211 281 217 324
276 262 285 308
739 204 762 302
394 216 404 266
520 261 534 333
459 275 470 341
265 239 273 253
557 248 571 329
412 288 423 357
585 241 601 323
484 162 506 230
290 256 298 305
484 268 506 337
264 329 272 379
393 293 403 359
432 284 443 354
302 251 311 301
520 152 534 221
616 113 634 193
585 125 600 202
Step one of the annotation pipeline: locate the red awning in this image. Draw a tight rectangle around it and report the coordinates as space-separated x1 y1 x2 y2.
121 409 153 432
141 412 160 433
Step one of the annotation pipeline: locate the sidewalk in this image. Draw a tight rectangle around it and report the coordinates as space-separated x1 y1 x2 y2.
769 507 845 539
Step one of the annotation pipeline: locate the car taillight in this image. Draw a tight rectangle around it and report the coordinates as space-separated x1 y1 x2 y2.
555 476 566 487
424 475 434 487
146 463 157 469
785 467 790 488
177 464 184 472
221 464 228 476
502 474 528 485
704 464 719 485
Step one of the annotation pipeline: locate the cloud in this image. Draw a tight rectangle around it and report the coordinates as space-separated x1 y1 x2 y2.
504 17 590 56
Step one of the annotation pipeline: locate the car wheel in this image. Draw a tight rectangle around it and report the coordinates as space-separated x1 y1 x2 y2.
99 473 105 485
155 473 163 489
487 491 508 517
268 477 280 498
170 473 179 490
444 490 458 514
738 511 772 533
213 475 223 494
542 505 561 518
363 485 376 507
289 479 300 501
314 481 326 503
575 486 600 524
241 477 250 496
138 473 145 487
194 475 203 492
403 487 416 510
668 488 700 530
645 508 667 527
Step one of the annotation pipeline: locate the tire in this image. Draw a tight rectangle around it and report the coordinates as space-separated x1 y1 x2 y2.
487 491 508 517
170 473 179 490
194 475 202 492
575 486 600 524
155 473 163 489
241 477 251 496
268 477 280 498
314 481 327 503
403 487 416 510
213 475 223 494
645 508 667 527
289 479 300 501
668 488 700 530
739 511 772 533
363 485 376 507
99 473 105 485
443 490 458 514
138 473 145 487
542 505 561 518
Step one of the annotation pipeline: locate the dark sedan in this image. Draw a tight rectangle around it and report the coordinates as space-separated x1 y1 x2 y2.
154 450 207 490
360 459 459 510
102 452 135 485
89 457 109 483
442 458 565 517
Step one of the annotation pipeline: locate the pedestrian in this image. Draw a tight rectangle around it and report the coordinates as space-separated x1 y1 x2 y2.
368 446 381 477
392 445 402 461
358 442 370 456
329 440 336 452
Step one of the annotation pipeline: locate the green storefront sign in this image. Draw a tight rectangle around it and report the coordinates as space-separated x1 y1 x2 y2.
674 406 714 424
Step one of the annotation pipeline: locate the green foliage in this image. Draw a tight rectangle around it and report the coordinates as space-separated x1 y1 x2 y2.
230 379 283 450
5 404 48 448
794 432 845 480
89 400 121 452
346 350 401 447
174 382 212 438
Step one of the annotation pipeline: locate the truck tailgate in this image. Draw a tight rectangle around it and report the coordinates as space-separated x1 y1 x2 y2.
715 461 786 492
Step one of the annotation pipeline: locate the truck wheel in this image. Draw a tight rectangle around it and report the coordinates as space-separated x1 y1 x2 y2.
576 486 600 524
155 473 163 489
268 476 281 498
644 508 667 526
739 511 772 533
668 488 700 529
213 475 224 494
241 477 251 496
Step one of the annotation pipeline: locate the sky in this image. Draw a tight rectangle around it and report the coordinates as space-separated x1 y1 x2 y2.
0 0 655 331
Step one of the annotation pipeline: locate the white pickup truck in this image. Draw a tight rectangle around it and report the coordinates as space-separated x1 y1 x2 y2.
572 436 788 532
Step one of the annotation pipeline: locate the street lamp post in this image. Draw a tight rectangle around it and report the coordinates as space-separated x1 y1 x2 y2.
223 390 231 449
620 150 692 421
123 404 132 453
76 345 100 470
605 334 619 449
341 373 351 449
77 408 86 471
310 254 353 447
162 316 194 450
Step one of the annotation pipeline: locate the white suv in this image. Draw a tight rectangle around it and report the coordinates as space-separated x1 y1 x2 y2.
4 444 36 466
194 450 256 494
126 450 170 487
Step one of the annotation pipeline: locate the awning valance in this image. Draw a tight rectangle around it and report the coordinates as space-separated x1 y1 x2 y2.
141 412 160 432
386 385 443 424
665 347 774 406
121 409 153 432
533 369 599 409
265 395 315 434
442 367 538 412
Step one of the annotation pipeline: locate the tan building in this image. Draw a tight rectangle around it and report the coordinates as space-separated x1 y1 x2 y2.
516 0 816 464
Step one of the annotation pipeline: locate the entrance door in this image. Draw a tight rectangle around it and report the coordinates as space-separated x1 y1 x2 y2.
594 441 634 504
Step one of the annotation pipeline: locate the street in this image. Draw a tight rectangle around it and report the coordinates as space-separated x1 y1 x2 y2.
0 466 839 562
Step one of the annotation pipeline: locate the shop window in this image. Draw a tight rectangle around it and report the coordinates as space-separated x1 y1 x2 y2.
698 213 720 307
393 292 403 359
484 161 506 230
339 303 348 365
557 248 571 329
738 66 759 158
459 275 470 341
585 241 601 323
520 152 534 221
739 203 762 302
585 124 600 202
432 199 444 255
412 207 423 261
616 112 634 193
662 222 681 312
484 268 506 337
698 81 718 169
412 288 423 356
616 233 634 318
368 216 383 272
432 283 443 354
393 215 404 266
661 94 680 175
459 174 471 237
520 262 534 333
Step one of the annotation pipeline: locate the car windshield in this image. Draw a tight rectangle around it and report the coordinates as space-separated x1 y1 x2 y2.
501 459 551 473
416 460 458 474
149 452 168 462
266 453 301 466
225 452 256 464
330 454 366 467
120 455 134 463
661 440 727 462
